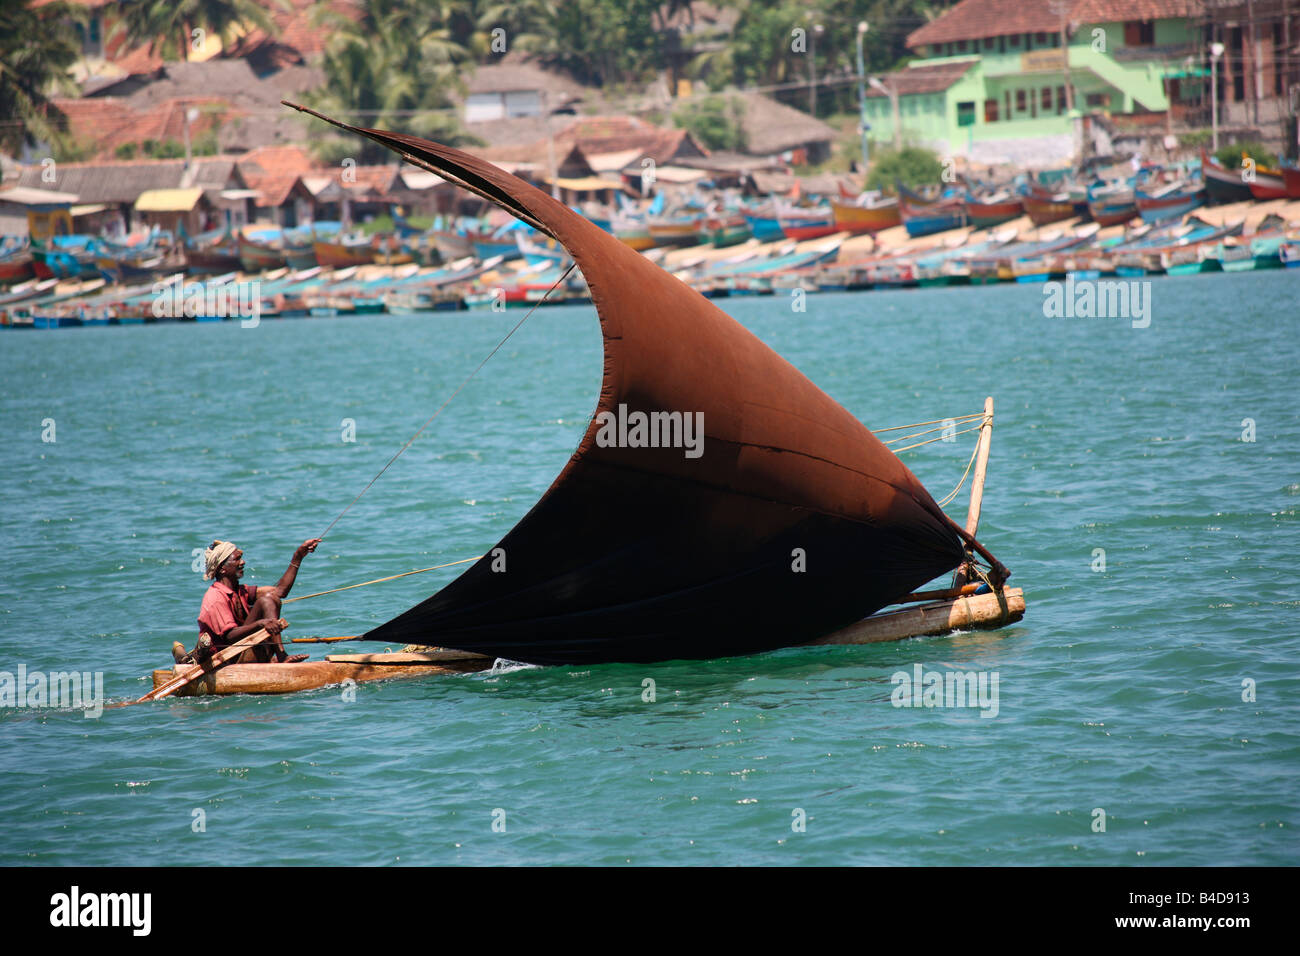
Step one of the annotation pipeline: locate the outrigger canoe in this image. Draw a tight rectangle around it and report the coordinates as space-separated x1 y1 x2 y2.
150 650 493 697
132 104 1027 700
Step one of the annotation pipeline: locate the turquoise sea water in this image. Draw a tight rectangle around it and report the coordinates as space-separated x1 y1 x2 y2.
1 270 1297 866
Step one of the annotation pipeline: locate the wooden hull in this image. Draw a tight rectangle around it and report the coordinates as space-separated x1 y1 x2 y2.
1135 187 1204 223
1203 164 1253 204
830 199 901 234
1283 164 1300 199
186 245 242 274
615 230 655 251
1022 195 1075 226
313 240 374 268
1247 170 1288 201
150 651 492 696
780 220 837 241
812 588 1025 646
238 237 288 273
963 198 1022 229
0 255 34 284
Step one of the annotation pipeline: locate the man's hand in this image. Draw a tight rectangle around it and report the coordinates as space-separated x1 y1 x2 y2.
260 617 287 636
295 538 322 560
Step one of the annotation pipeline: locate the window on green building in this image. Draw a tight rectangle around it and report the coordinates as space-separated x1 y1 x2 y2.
1015 89 1026 112
1057 85 1067 113
956 39 967 52
985 98 999 122
957 101 976 127
1041 87 1052 111
1005 90 1012 117
984 36 995 50
1124 21 1154 46
1034 32 1047 45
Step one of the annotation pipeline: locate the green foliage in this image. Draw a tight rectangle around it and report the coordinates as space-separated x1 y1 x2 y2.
673 95 747 151
306 0 478 164
115 142 139 160
1178 129 1213 149
134 138 185 159
865 143 942 191
52 134 97 163
1215 141 1279 170
693 0 926 112
0 0 84 153
191 126 220 157
112 0 284 61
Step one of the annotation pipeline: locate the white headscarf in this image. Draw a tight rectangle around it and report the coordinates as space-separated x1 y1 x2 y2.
204 540 238 580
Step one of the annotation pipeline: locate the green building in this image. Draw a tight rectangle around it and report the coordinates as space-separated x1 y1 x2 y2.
864 0 1207 163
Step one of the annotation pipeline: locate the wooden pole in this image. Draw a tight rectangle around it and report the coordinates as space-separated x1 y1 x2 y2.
812 588 1025 646
953 396 994 588
129 625 279 705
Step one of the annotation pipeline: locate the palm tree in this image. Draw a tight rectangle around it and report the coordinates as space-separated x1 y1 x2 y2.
0 0 83 154
111 0 283 62
305 0 478 163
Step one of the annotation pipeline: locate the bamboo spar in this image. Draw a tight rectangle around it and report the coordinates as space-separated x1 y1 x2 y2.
130 626 278 704
953 397 994 589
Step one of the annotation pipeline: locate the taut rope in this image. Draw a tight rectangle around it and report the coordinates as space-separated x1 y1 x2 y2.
315 262 577 541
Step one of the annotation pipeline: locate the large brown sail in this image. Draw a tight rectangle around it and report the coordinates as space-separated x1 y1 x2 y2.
288 104 1006 665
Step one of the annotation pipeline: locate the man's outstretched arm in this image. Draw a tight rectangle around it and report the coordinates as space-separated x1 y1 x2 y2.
269 538 321 600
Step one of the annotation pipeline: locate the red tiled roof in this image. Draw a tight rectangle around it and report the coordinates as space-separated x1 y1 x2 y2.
1071 0 1203 23
228 0 362 63
51 96 229 159
237 144 317 177
907 0 1204 49
237 145 322 207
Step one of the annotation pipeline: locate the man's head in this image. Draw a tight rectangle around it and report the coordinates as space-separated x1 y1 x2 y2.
204 540 245 581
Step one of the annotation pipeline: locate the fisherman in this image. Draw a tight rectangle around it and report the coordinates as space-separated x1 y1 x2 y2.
172 538 321 665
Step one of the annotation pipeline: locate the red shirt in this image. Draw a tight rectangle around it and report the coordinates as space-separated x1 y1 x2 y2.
198 580 257 646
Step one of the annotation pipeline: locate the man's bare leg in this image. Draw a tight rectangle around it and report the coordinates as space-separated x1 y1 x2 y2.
248 593 306 662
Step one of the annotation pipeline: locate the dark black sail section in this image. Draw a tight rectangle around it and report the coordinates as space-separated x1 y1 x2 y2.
288 103 1006 665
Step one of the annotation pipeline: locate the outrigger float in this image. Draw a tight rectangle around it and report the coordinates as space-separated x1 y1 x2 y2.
136 107 1025 702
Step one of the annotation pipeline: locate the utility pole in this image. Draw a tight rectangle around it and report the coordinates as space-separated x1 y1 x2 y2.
1247 0 1258 125
1049 0 1074 111
808 22 824 115
1210 41 1224 151
869 76 900 150
856 21 870 174
542 90 559 200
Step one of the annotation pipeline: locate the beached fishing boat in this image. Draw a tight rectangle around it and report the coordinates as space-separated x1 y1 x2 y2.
743 208 787 242
185 231 242 274
1246 164 1289 201
313 238 375 268
776 204 838 241
1021 188 1076 227
703 214 751 247
830 195 902 234
1135 180 1205 223
962 191 1022 229
1280 239 1300 268
0 242 33 285
1201 150 1254 204
897 183 967 237
1085 182 1138 226
1282 163 1300 199
646 214 702 246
